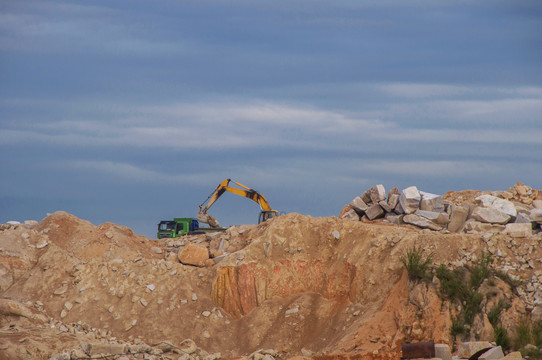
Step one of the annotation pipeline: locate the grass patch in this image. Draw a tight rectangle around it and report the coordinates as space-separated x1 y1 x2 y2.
436 264 465 301
469 252 492 289
494 326 511 351
515 322 533 350
401 245 433 282
487 299 509 328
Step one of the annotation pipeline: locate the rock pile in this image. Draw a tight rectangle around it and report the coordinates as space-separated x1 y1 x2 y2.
340 183 542 236
159 225 254 268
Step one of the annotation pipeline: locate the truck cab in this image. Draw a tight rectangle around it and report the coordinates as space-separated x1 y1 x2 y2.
157 218 201 239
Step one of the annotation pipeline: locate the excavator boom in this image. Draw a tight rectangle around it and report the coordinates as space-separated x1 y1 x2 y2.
197 179 278 227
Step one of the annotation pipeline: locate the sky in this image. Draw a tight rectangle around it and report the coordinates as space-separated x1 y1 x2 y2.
1 0 541 238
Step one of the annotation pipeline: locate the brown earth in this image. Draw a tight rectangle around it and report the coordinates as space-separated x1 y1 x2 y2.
1 187 541 360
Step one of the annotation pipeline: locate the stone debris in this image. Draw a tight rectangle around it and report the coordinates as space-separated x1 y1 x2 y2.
340 182 542 236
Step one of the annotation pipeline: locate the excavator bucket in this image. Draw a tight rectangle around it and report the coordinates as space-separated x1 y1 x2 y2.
197 211 220 228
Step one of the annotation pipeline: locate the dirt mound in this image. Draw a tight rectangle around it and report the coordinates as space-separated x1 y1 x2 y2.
1 197 541 360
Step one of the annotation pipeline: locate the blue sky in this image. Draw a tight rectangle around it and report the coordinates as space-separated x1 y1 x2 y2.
1 0 541 237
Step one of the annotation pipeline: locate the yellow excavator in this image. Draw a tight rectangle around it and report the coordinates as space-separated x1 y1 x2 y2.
197 179 279 228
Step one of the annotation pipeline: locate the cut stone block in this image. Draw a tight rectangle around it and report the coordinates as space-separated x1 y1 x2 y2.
350 196 369 213
475 195 517 217
472 207 511 224
479 346 504 360
366 204 384 220
378 200 392 213
515 212 533 224
533 200 542 209
448 205 469 233
420 191 444 212
399 186 421 214
414 210 450 225
505 223 532 238
434 344 451 360
529 209 542 222
403 214 442 231
464 219 505 234
388 186 400 199
385 213 403 225
502 351 524 359
369 184 387 203
388 193 400 209
394 201 405 214
341 209 360 221
457 342 493 358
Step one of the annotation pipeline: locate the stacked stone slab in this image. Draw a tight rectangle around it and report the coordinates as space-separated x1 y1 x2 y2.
340 183 542 236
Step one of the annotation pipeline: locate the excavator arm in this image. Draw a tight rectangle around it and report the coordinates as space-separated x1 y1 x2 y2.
197 179 278 227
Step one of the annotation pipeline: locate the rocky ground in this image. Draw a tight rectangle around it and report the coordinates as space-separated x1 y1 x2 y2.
1 183 541 360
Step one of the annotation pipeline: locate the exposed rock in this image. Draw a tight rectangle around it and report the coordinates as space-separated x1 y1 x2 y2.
475 195 517 217
533 200 542 209
178 243 210 266
471 207 511 225
399 186 421 214
403 214 442 231
503 351 524 359
531 305 542 322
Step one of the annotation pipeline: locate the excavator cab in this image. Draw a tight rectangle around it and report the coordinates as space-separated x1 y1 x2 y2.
258 210 279 224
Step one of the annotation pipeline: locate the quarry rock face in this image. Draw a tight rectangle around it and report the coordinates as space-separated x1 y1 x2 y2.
1 182 542 360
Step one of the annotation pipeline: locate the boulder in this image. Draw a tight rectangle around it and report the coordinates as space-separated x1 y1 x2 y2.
471 207 511 224
365 204 384 220
448 205 469 233
475 195 517 217
479 346 504 360
529 209 542 222
399 186 421 214
350 197 369 213
502 352 524 359
178 243 210 266
384 213 403 225
89 343 126 356
419 191 444 212
505 223 532 238
464 219 505 234
515 212 533 224
369 184 386 203
403 214 442 231
434 344 451 360
457 342 493 358
414 210 450 225
388 194 400 209
378 200 392 213
340 209 360 221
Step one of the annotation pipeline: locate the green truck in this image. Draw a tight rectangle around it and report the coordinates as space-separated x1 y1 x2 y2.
157 218 225 239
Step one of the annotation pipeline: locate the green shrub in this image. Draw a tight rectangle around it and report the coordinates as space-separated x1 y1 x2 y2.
533 321 542 347
487 299 509 328
401 245 433 282
463 290 484 325
494 326 511 351
515 322 533 350
436 264 464 301
469 252 492 289
451 316 468 338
